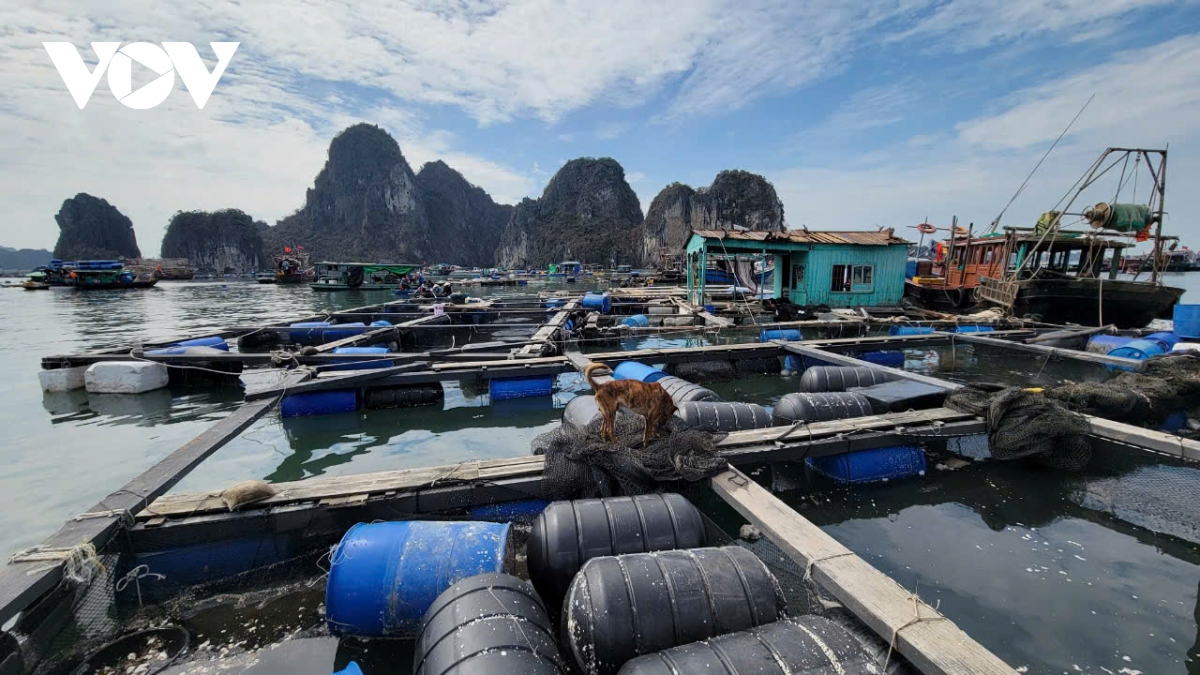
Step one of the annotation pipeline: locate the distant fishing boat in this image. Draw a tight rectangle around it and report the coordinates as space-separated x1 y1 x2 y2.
976 147 1184 328
310 262 420 291
268 250 315 284
21 270 50 290
53 260 159 290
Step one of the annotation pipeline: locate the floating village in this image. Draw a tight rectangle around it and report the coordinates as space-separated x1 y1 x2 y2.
5 145 1200 675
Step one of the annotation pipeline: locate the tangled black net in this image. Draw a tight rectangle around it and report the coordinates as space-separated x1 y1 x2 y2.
1046 353 1200 426
946 384 1093 470
667 359 739 383
532 411 728 500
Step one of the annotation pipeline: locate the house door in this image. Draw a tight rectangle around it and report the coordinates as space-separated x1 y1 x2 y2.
790 253 807 305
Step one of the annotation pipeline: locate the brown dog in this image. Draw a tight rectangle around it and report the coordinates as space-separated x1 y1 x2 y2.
585 363 678 446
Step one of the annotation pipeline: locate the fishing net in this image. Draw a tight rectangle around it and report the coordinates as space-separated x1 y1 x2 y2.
532 411 728 500
945 384 1093 470
1073 463 1200 545
1047 353 1200 427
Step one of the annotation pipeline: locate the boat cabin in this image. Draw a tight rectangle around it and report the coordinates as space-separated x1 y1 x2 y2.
552 260 582 276
685 229 910 307
311 262 419 290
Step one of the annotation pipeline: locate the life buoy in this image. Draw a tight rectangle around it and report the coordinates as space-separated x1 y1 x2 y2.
917 223 936 234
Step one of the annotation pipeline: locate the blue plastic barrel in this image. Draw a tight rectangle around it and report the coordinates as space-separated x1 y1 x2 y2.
467 499 549 524
329 346 394 371
1087 335 1135 354
806 445 926 484
325 521 512 637
171 336 229 351
1174 305 1200 339
144 346 199 356
289 321 331 342
704 304 716 313
334 663 363 675
324 322 367 341
612 361 669 383
622 314 649 328
546 298 566 309
906 259 918 279
1145 331 1179 351
954 325 994 333
760 329 802 342
370 319 392 327
489 375 554 400
859 351 904 367
1108 338 1165 361
281 390 360 417
888 326 934 336
581 293 612 314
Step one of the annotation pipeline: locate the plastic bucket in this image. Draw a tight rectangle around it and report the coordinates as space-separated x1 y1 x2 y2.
581 293 612 314
489 375 554 400
329 346 394 371
759 329 801 342
612 361 668 383
1087 335 1135 354
887 326 933 336
281 390 360 417
171 336 229 351
622 314 649 328
1145 331 1179 351
325 521 511 637
1108 338 1165 361
1174 304 1200 339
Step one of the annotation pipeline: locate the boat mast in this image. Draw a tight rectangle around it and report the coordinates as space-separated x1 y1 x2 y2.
1149 148 1167 286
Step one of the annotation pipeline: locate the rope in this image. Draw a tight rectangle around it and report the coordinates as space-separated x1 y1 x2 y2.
10 542 105 581
115 564 166 607
802 551 856 584
883 592 949 671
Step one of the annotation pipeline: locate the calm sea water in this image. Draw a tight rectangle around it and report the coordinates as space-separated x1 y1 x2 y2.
5 272 1200 674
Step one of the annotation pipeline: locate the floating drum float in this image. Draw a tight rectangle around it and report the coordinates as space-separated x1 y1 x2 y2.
612 361 669 383
887 325 933 336
799 366 897 393
39 366 88 393
858 350 904 367
84 362 169 394
1107 338 1165 361
677 402 773 432
618 616 877 675
528 494 706 604
622 314 650 328
288 321 331 343
581 293 612 314
414 573 566 675
772 392 872 424
328 346 394 371
169 336 229 351
325 521 512 638
1086 334 1135 354
1174 304 1200 340
563 395 601 428
490 375 554 401
759 328 801 342
953 325 994 333
564 547 784 675
806 445 926 484
281 389 359 417
655 376 721 404
1146 331 1180 351
324 322 367 341
363 383 444 409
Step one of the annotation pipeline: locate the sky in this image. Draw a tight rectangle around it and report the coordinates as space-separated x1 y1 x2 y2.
2 0 1200 256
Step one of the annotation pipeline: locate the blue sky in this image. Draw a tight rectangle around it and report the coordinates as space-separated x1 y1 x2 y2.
3 0 1200 254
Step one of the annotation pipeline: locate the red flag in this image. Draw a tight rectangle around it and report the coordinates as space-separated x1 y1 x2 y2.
1136 226 1150 243
284 246 292 253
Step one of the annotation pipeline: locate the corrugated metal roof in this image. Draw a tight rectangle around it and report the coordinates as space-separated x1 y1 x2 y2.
692 229 910 246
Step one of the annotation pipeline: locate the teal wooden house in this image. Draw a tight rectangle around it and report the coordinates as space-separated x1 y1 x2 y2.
685 229 910 307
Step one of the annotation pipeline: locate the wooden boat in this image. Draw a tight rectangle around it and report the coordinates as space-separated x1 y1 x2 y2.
65 267 159 289
126 257 196 280
21 270 51 290
976 148 1183 328
271 251 315 284
310 262 420 291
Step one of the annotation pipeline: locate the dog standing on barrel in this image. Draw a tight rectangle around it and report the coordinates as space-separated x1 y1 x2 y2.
585 363 678 446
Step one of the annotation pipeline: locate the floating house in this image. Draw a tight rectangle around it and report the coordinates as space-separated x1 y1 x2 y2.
685 229 910 307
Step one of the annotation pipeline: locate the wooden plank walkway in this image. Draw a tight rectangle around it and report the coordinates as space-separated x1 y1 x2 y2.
711 467 1018 675
517 299 579 358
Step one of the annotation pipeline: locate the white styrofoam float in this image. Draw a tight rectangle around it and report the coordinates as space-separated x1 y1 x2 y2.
1172 342 1200 353
85 361 170 394
38 366 88 392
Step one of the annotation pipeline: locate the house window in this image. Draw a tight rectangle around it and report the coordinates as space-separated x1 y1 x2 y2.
831 264 874 293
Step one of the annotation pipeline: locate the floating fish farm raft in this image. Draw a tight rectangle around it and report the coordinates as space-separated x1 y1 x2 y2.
12 285 1200 674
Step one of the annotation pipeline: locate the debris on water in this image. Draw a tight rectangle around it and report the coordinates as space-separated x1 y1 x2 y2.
738 524 763 541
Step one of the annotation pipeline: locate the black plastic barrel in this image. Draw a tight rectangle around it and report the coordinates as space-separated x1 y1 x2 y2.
563 394 601 428
617 616 876 675
363 383 445 409
772 392 873 424
528 494 705 604
414 573 566 675
564 547 784 675
677 402 773 432
656 376 721 404
799 366 898 392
